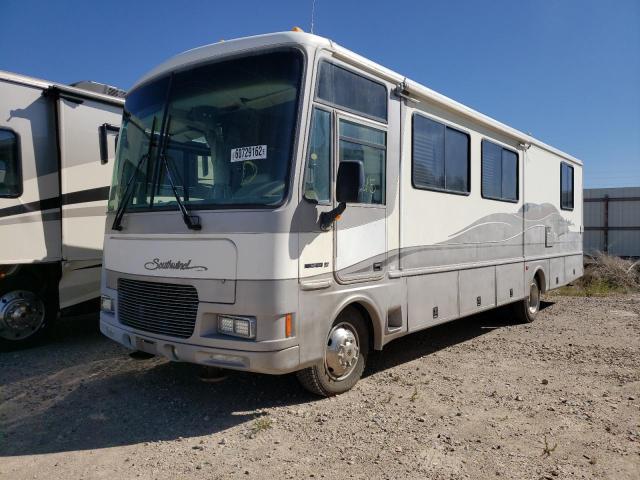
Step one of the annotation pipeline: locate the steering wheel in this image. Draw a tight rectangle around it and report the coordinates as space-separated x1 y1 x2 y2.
240 160 258 186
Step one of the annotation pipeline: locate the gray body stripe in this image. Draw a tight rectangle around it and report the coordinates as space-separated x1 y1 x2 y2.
0 209 61 226
62 205 107 218
0 186 109 220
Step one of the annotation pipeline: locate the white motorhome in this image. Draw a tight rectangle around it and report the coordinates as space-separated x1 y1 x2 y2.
100 31 583 395
0 70 124 347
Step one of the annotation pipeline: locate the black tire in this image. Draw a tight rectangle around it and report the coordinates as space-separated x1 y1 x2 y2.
513 277 541 323
0 275 57 351
296 306 369 397
129 350 156 360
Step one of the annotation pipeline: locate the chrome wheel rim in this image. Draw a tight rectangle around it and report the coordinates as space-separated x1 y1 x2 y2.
0 290 45 340
324 322 360 381
527 282 540 315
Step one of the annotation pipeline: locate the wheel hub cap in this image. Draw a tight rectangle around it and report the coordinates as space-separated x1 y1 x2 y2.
0 291 45 340
528 283 540 314
325 324 360 380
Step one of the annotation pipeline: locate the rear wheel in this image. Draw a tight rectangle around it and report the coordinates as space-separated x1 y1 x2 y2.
513 278 541 323
0 278 56 350
296 307 369 397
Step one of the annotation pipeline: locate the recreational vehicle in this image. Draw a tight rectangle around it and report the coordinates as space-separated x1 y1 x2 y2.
99 31 583 395
0 70 124 347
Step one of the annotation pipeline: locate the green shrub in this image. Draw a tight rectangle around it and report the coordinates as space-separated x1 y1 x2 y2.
552 254 640 296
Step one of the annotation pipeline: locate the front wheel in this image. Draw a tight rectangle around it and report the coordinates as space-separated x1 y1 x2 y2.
296 307 369 397
513 279 541 323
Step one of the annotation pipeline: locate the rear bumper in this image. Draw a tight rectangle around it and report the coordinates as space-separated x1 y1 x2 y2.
100 316 301 375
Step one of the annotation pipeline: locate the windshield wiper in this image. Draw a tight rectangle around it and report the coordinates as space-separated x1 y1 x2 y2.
158 116 202 231
112 116 157 231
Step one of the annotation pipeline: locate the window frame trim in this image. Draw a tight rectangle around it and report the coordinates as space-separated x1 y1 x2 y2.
560 161 575 211
480 138 520 204
314 59 389 124
0 127 23 199
302 104 334 206
336 113 388 207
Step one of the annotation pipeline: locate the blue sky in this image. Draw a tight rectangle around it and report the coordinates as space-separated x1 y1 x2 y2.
3 0 639 188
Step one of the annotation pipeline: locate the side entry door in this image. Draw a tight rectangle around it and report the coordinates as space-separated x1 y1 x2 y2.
334 114 387 283
311 58 392 284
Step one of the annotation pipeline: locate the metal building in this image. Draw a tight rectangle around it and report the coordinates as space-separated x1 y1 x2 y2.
584 187 640 258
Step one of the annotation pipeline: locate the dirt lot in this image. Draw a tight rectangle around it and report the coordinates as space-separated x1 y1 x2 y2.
1 294 638 480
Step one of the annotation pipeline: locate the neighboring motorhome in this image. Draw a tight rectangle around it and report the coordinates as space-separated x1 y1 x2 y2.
0 70 124 347
99 31 583 395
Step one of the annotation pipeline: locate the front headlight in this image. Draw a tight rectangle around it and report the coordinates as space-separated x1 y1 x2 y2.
100 295 114 313
217 315 256 339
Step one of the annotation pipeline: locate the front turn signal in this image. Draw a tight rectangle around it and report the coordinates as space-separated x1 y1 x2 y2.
285 313 293 338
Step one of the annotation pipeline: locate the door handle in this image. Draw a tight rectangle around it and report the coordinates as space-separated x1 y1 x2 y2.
373 262 382 271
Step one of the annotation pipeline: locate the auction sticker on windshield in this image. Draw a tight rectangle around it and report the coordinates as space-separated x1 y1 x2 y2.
230 145 267 162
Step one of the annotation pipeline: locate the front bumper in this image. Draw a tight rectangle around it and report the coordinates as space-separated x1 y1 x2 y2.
100 316 301 375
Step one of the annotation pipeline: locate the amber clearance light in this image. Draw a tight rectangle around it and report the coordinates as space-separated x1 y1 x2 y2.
285 313 293 338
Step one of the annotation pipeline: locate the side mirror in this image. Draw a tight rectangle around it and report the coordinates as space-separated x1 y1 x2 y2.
319 160 364 231
99 123 120 165
336 160 364 204
0 160 6 184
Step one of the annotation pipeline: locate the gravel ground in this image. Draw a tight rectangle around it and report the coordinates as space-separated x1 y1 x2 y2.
1 294 639 480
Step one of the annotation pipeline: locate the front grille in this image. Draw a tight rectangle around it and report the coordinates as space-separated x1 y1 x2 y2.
118 278 198 339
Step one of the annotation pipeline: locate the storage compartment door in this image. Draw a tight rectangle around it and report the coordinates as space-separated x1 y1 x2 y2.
407 271 459 332
549 257 565 288
459 266 496 316
496 263 525 306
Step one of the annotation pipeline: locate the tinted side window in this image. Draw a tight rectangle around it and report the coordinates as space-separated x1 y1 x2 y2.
481 140 502 199
0 129 21 198
339 120 386 204
317 62 387 122
560 162 574 210
501 149 518 201
412 115 470 194
445 128 470 193
303 108 332 203
481 140 518 202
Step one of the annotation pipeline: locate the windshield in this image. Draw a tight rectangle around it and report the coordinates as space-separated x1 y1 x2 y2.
108 49 304 212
